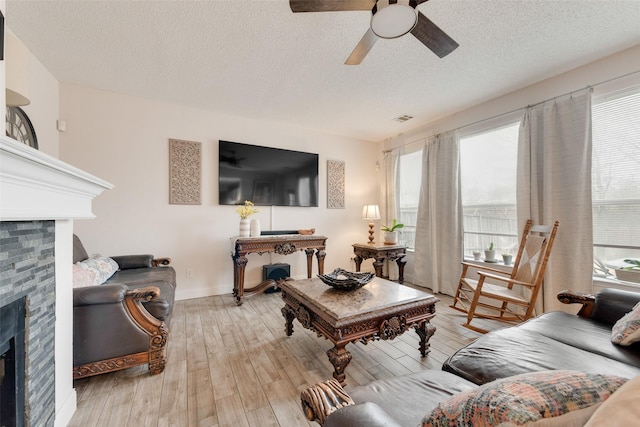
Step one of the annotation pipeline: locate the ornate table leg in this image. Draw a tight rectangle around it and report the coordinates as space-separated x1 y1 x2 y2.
282 306 295 336
233 255 248 305
396 256 407 284
373 257 384 278
327 345 352 387
414 320 436 357
354 254 363 272
316 249 326 275
305 248 314 278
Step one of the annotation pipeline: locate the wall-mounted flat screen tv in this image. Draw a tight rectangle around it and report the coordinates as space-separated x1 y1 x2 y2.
218 140 319 207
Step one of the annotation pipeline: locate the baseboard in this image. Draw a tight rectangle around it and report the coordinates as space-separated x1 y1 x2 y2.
175 274 314 301
55 388 77 427
176 287 221 301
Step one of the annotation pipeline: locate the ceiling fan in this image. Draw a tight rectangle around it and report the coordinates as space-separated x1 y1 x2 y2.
290 0 458 65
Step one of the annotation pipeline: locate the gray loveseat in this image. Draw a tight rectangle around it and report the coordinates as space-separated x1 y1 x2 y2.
72 235 177 379
301 288 640 426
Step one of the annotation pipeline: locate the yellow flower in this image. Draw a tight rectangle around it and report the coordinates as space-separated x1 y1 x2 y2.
236 200 259 219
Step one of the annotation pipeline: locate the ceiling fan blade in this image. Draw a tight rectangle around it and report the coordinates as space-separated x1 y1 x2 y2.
410 11 459 58
290 0 375 13
345 28 378 65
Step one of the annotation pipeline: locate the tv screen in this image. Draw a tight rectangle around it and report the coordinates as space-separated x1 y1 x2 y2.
218 140 319 207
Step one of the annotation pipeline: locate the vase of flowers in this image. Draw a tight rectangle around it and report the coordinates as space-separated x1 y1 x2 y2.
236 201 259 237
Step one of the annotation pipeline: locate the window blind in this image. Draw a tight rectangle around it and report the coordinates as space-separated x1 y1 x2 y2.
592 89 640 252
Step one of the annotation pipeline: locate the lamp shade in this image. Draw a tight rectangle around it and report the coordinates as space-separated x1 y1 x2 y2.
362 205 381 220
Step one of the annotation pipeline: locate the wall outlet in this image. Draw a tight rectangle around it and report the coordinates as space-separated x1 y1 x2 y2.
186 268 193 279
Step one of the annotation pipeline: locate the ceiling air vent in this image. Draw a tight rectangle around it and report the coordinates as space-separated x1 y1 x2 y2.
393 114 414 123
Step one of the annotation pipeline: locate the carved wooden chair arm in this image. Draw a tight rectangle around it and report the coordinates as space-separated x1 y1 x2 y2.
152 257 172 266
123 286 165 333
125 286 161 302
557 289 596 317
300 378 355 425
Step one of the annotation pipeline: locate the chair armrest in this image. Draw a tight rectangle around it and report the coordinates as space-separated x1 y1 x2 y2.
324 402 402 427
462 261 511 276
557 290 596 318
300 379 355 425
153 257 171 266
111 255 154 269
110 255 171 269
477 271 534 287
73 283 128 306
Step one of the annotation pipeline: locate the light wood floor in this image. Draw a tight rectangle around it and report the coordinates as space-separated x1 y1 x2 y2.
69 287 500 427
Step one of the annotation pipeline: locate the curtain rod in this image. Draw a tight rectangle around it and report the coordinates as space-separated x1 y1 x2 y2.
383 69 640 153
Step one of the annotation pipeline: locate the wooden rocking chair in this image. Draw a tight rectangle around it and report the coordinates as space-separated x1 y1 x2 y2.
450 219 560 333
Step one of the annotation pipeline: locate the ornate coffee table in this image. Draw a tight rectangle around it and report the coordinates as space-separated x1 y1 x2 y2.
280 277 438 387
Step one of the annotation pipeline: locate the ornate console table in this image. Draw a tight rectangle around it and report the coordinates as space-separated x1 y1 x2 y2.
231 234 327 305
352 243 407 283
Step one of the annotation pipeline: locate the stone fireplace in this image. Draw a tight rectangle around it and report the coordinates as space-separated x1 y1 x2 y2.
0 221 56 426
0 136 112 426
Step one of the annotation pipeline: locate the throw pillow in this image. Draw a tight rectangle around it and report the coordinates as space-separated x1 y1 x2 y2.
421 370 626 427
76 255 119 285
611 301 640 346
72 264 96 288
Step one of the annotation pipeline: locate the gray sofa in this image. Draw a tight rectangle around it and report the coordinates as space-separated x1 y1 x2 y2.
301 288 640 426
72 235 177 379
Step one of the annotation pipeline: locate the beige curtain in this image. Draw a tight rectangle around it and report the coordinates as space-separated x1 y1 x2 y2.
517 89 593 312
413 131 463 295
382 149 400 227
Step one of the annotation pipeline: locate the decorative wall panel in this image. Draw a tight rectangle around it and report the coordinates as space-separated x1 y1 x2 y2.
169 138 201 205
327 160 345 209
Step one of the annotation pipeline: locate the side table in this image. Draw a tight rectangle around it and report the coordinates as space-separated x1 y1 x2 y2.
352 243 407 284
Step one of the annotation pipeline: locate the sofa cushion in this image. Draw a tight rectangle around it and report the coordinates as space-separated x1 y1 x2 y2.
422 370 626 427
584 374 640 427
442 325 640 385
76 255 119 285
517 311 640 367
611 301 640 346
343 370 477 427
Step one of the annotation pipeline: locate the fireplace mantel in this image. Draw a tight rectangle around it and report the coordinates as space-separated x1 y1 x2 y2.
1 135 113 426
1 136 113 220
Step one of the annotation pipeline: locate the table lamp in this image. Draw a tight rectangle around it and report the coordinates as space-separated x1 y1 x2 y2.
362 205 381 244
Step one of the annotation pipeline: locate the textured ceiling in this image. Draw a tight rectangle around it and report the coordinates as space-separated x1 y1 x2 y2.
6 0 640 141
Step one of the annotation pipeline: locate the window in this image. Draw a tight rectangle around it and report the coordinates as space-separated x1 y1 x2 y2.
460 122 520 259
397 149 422 249
592 87 640 281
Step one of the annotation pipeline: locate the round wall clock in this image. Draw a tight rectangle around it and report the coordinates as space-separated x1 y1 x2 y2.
6 106 38 149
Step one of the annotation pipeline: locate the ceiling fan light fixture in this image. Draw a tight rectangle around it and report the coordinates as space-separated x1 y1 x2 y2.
371 1 418 39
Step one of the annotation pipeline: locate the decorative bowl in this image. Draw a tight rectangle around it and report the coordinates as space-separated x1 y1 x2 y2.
317 268 375 291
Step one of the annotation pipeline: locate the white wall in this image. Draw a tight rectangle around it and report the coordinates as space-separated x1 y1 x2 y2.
383 45 640 286
3 23 59 156
59 84 382 300
385 45 640 150
22 50 59 156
